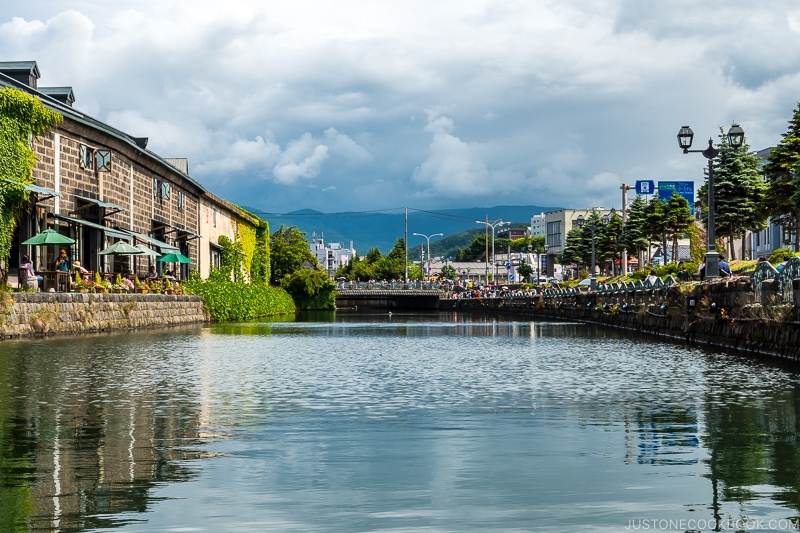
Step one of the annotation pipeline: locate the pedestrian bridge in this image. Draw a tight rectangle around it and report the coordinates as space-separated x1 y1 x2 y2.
336 287 446 310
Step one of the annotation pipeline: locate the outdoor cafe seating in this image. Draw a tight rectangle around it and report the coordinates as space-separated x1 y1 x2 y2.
40 270 71 292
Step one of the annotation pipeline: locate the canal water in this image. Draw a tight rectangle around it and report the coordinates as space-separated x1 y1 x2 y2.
2 311 800 532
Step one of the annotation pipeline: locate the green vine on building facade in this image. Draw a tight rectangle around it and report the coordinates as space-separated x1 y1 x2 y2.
0 87 62 280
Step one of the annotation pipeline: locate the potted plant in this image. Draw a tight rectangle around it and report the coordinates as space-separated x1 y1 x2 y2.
94 271 110 293
73 275 95 293
112 273 132 293
148 279 162 294
164 278 175 295
134 276 148 294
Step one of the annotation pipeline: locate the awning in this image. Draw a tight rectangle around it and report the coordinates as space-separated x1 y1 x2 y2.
116 228 180 253
74 194 126 215
52 214 131 240
3 178 62 199
152 220 202 240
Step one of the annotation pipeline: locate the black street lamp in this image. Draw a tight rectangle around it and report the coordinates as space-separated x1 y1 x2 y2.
542 243 550 279
677 124 745 278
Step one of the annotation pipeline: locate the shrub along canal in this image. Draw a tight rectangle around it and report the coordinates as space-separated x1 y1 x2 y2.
1 311 799 532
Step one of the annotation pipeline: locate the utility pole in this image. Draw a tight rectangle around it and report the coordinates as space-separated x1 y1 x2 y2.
420 244 424 282
620 183 634 275
404 207 408 284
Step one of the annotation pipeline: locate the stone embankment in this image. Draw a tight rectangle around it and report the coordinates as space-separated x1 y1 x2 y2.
0 292 210 338
441 277 800 362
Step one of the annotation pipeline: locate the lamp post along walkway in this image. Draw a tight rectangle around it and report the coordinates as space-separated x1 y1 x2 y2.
475 219 508 284
412 232 443 280
677 124 745 279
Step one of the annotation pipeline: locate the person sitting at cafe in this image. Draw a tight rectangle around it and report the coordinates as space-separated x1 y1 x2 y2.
55 249 70 271
72 260 90 280
147 265 159 279
163 270 176 280
19 255 41 291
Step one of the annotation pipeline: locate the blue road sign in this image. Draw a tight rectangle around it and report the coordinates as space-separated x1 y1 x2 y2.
635 180 656 195
658 181 695 215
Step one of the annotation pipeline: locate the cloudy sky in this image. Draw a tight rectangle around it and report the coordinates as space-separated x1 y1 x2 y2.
2 1 800 215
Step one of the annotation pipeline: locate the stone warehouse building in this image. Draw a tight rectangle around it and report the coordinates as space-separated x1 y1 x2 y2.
1 61 259 281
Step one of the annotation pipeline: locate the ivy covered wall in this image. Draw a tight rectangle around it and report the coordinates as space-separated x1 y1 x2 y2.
0 87 62 276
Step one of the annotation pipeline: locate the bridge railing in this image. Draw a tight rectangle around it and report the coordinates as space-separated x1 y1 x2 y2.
335 281 444 291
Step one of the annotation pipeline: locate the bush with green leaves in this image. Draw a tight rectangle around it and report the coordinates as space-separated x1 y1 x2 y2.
182 271 295 321
280 268 337 310
768 248 795 264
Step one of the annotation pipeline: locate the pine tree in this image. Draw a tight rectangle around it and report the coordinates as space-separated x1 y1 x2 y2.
561 227 585 266
621 195 650 265
710 129 767 259
663 191 695 263
763 102 800 251
596 212 623 271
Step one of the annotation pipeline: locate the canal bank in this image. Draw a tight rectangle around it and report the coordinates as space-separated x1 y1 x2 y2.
0 292 209 338
441 277 800 362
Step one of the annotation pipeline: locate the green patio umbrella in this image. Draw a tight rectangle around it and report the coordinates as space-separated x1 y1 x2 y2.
134 244 160 257
21 228 75 246
157 252 192 263
99 241 145 255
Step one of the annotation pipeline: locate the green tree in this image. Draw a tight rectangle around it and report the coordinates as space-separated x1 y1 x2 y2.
596 211 623 271
516 259 533 282
663 191 695 263
697 129 767 259
440 264 457 280
335 238 408 281
621 195 650 265
269 225 318 284
763 102 800 251
456 234 488 262
563 211 606 272
280 268 336 310
561 227 586 266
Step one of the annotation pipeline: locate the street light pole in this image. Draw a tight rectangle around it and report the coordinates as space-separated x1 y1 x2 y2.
677 124 745 279
620 183 634 275
412 232 443 280
475 219 508 284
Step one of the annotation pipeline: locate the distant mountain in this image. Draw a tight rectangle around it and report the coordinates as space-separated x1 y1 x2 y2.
244 205 560 254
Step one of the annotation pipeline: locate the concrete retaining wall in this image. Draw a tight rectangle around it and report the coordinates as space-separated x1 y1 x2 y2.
441 278 800 362
0 293 210 338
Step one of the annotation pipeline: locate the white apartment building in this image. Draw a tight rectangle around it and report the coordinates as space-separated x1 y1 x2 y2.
311 233 356 278
530 212 545 238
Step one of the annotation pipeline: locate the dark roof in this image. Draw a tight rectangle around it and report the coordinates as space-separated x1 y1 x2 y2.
38 86 75 106
0 61 258 224
0 61 40 78
0 67 205 192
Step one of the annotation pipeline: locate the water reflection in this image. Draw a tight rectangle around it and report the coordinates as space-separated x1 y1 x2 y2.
0 329 208 532
2 314 800 531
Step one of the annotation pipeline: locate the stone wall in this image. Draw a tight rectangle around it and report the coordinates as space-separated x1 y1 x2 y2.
0 293 210 339
441 278 800 362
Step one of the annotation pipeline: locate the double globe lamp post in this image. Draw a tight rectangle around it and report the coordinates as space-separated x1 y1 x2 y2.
412 232 443 281
677 124 745 278
475 220 509 283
